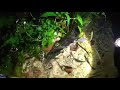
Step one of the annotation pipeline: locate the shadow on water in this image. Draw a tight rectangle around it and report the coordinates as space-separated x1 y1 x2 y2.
112 12 120 78
86 14 116 78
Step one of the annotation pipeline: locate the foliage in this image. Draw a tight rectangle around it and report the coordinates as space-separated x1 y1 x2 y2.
40 12 57 17
14 51 24 77
0 55 13 75
0 12 106 77
1 12 105 57
1 12 72 57
41 12 71 26
75 12 106 37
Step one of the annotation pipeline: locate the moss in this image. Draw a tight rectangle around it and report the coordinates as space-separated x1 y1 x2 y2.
14 65 23 77
13 51 26 77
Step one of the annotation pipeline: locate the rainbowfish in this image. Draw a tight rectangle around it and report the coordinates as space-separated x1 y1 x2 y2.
77 37 87 42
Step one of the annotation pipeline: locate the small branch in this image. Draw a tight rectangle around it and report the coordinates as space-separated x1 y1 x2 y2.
30 12 34 18
25 32 33 38
67 18 77 20
84 55 96 70
77 43 89 55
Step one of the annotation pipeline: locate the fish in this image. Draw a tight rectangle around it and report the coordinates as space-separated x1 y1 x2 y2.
0 74 7 78
77 38 87 42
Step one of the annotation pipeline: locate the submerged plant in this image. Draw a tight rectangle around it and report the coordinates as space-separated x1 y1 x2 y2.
0 12 105 77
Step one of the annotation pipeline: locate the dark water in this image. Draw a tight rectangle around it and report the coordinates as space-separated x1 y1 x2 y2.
112 12 120 39
111 12 120 77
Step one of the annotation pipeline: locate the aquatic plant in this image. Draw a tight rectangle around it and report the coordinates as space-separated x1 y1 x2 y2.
0 12 105 77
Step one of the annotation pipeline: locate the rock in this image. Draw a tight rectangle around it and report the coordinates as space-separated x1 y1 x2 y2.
63 66 73 74
70 43 78 51
22 57 46 78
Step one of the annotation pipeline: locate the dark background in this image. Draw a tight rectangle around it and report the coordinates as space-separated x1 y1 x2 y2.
110 12 120 77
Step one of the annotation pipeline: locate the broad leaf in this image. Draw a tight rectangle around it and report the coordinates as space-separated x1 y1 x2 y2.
48 38 53 45
78 26 84 37
77 14 83 26
78 26 82 33
41 12 57 17
65 13 70 26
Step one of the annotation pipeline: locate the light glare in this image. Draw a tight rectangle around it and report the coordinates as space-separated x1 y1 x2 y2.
115 38 120 47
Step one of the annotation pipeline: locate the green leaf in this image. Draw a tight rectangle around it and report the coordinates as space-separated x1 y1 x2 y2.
77 14 83 26
65 13 70 26
2 35 19 47
78 26 82 33
47 31 53 36
41 12 57 17
78 26 84 37
28 28 34 35
55 12 61 17
48 38 53 45
59 27 66 34
37 26 42 31
42 38 47 48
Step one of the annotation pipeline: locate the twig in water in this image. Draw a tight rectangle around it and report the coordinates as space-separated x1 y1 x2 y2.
84 55 96 70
